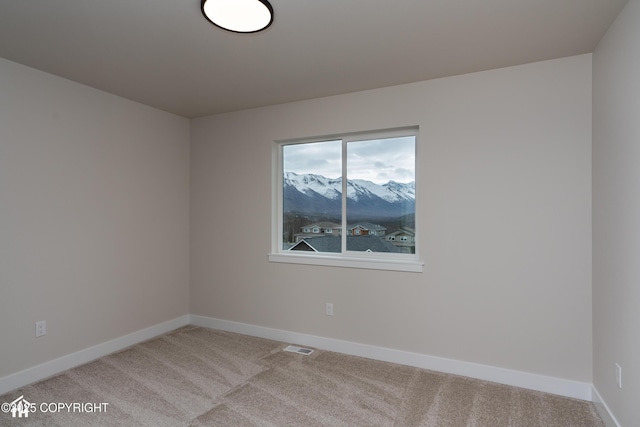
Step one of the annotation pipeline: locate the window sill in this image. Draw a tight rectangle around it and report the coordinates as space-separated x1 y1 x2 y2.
268 252 423 273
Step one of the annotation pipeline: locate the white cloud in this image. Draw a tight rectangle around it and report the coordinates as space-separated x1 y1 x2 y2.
283 136 415 184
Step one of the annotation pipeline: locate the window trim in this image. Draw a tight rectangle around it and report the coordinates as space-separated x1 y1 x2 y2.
267 252 423 272
269 126 423 273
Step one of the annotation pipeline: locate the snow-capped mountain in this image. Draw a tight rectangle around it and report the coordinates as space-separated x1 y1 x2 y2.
284 172 415 218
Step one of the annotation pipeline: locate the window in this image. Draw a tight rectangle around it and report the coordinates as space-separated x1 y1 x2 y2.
270 127 422 272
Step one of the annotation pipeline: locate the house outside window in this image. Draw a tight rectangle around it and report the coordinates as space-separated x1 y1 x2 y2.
270 127 423 272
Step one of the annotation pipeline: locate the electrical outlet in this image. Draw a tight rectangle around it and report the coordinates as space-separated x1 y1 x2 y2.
325 303 333 316
35 320 47 337
615 363 622 389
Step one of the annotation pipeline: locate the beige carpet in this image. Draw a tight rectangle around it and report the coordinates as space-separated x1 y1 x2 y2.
0 326 605 426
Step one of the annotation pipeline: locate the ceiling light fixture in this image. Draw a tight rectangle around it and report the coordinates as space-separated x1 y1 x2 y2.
201 0 274 33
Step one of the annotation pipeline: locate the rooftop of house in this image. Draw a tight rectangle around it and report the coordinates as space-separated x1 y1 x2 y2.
289 235 401 253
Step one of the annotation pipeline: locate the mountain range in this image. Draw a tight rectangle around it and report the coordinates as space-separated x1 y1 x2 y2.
283 172 415 219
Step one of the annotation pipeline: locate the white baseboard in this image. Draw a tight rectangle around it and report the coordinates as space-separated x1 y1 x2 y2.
190 315 593 401
0 315 190 396
0 314 596 404
592 386 622 427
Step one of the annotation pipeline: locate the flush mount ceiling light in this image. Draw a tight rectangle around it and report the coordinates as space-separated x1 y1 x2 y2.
201 0 274 33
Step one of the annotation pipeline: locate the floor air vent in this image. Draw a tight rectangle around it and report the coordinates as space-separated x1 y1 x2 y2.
284 345 314 355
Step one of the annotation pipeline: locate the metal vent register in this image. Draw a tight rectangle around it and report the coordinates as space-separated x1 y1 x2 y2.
283 345 314 355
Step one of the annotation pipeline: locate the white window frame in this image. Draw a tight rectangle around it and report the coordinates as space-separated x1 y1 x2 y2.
269 127 423 273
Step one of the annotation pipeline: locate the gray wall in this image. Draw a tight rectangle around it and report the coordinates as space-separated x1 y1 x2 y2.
0 58 191 378
0 39 610 413
593 0 640 425
191 54 593 382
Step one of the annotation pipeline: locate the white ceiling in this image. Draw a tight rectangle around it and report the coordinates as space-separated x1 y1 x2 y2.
0 0 628 118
